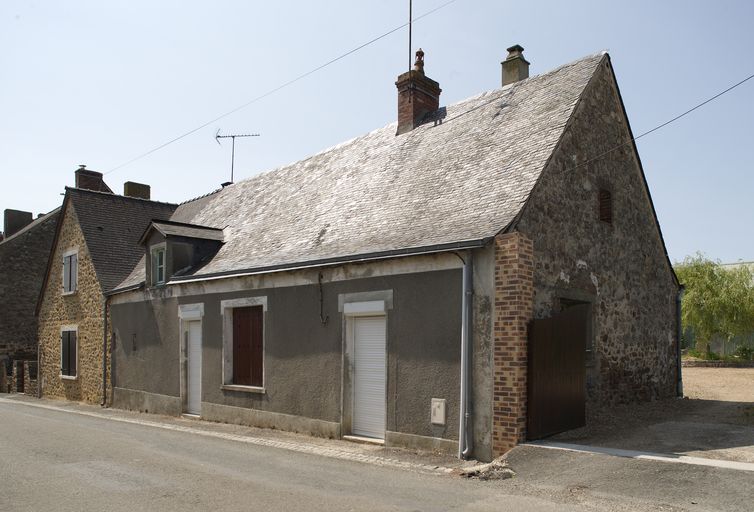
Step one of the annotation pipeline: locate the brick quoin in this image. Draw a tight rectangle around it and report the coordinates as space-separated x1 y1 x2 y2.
492 231 534 456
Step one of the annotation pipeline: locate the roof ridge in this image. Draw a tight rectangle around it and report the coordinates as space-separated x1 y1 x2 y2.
66 186 178 206
0 206 60 246
217 51 607 193
178 188 223 205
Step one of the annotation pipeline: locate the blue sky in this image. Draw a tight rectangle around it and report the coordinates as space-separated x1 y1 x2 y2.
1 0 752 263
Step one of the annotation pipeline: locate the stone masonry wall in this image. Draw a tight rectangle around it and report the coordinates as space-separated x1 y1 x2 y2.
516 57 678 407
38 203 110 404
0 211 59 362
491 232 534 456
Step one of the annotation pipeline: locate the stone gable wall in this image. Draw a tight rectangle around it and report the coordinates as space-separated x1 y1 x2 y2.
37 203 110 404
516 59 678 407
0 211 59 361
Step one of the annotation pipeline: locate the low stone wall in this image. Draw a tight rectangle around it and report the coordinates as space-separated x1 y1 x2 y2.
682 360 754 368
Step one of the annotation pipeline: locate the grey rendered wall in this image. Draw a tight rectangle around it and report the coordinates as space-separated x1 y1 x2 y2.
112 297 180 398
111 267 463 441
516 59 678 406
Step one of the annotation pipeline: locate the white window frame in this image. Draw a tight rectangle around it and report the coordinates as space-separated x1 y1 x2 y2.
62 248 78 295
150 242 167 286
60 324 78 380
220 296 267 393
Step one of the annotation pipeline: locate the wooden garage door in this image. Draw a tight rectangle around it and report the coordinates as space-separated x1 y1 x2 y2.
527 304 589 440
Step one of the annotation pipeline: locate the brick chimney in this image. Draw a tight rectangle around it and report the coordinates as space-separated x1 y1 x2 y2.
3 209 33 238
124 181 151 200
395 49 442 135
501 44 530 86
75 165 113 193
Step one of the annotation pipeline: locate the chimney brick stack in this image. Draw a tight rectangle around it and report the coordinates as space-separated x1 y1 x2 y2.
3 209 33 238
501 44 530 86
74 165 113 193
395 49 442 135
123 181 151 200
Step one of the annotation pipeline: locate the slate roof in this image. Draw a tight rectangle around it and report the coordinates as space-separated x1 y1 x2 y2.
67 188 177 292
140 220 225 244
113 51 605 291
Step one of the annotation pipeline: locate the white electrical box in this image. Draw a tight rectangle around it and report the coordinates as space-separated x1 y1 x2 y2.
431 398 446 426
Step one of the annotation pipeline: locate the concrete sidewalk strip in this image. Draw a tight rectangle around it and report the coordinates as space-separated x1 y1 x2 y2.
527 440 754 473
0 397 455 475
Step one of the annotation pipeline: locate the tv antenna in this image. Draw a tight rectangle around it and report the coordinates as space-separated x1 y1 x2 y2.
215 129 260 183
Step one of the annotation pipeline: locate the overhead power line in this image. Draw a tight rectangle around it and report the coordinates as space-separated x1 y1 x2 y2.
105 0 459 175
557 72 754 175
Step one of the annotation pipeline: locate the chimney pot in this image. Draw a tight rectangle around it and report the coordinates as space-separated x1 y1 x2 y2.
395 49 442 135
123 181 151 200
501 44 530 86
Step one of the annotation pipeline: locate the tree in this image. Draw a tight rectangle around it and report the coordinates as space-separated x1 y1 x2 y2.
675 253 754 356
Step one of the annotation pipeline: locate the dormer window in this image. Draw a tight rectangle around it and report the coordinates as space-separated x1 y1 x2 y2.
140 219 224 288
151 245 166 285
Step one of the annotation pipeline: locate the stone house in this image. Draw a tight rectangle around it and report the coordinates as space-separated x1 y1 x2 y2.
107 47 679 461
0 208 60 393
36 167 176 404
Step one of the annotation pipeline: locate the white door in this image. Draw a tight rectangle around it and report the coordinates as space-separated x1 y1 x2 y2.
187 320 202 415
352 316 386 439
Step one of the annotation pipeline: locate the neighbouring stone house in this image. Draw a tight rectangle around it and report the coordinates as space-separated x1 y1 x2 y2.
0 208 60 393
107 46 679 461
37 167 176 404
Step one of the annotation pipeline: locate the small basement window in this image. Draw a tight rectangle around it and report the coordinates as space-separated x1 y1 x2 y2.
598 189 613 225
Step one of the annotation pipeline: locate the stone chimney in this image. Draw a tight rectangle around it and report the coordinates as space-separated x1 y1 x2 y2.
124 181 151 200
3 209 33 238
75 165 113 193
395 49 442 135
501 44 530 86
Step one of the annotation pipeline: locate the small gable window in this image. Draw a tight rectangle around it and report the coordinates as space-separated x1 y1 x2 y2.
151 246 166 285
62 249 78 294
598 189 613 225
61 327 77 378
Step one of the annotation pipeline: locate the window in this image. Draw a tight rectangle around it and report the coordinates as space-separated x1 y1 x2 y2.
598 188 613 225
151 246 166 285
62 250 78 294
61 328 77 378
221 297 267 391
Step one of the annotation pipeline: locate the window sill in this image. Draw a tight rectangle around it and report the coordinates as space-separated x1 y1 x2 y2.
61 290 77 297
60 374 78 381
221 384 265 394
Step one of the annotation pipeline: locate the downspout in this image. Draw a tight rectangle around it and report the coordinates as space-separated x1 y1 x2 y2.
458 251 474 459
101 296 109 407
676 285 685 397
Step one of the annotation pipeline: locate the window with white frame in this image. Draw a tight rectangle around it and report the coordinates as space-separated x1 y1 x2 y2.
62 249 78 294
151 245 166 285
60 327 77 378
221 297 267 389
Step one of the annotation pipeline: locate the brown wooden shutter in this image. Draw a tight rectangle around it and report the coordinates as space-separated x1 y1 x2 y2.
250 306 264 387
61 332 70 375
232 307 252 385
69 331 77 376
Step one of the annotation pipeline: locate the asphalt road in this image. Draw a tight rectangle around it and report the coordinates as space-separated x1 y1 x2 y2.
1 399 751 512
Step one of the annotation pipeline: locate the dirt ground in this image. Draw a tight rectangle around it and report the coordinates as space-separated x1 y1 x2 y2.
682 367 754 402
551 368 754 463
